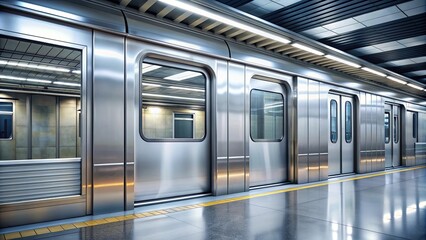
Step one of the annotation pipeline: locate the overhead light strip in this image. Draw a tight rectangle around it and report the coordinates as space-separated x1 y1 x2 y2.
165 71 202 81
361 67 386 77
142 63 162 73
158 0 291 44
0 60 79 73
169 86 205 92
407 83 424 91
386 76 407 85
292 43 324 55
142 93 205 102
325 55 361 68
0 74 80 87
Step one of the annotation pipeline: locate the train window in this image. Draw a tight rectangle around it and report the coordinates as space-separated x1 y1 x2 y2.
0 35 82 160
345 101 352 143
413 113 418 139
0 102 13 140
330 100 338 143
393 115 398 143
250 90 284 141
141 61 206 141
384 112 390 144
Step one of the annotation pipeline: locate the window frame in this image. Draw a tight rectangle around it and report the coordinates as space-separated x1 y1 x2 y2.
0 101 14 141
139 58 208 142
249 88 285 142
413 112 418 139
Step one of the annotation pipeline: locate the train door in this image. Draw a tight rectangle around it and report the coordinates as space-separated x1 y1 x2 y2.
328 94 355 175
385 104 401 168
134 59 211 203
249 78 287 187
406 111 418 165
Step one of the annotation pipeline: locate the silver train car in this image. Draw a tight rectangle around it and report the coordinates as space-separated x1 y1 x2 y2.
0 0 425 228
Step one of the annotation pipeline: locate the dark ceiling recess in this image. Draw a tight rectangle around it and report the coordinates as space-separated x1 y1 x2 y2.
215 0 426 85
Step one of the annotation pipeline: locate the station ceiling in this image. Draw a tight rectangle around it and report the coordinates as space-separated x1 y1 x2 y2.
102 0 426 98
216 0 426 85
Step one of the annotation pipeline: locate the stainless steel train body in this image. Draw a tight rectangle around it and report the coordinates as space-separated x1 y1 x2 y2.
1 0 426 228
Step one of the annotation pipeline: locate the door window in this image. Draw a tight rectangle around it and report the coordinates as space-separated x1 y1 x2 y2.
344 101 352 143
140 61 206 141
384 112 390 144
393 115 398 143
250 89 284 141
0 102 13 139
330 100 338 143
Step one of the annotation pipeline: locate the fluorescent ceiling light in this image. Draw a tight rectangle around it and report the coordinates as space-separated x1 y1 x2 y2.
0 74 51 83
386 76 407 85
165 71 202 81
143 93 204 102
53 81 81 87
26 78 52 84
361 67 386 77
142 83 162 87
292 43 324 55
142 63 161 73
325 55 361 68
169 86 205 92
407 83 424 90
0 60 70 73
72 70 81 74
158 0 291 45
0 74 26 81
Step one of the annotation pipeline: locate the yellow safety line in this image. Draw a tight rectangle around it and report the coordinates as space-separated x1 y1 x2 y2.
2 165 425 240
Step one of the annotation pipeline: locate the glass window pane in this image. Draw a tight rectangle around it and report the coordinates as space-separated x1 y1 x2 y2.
141 62 205 140
393 115 398 143
0 102 12 139
174 113 194 138
413 113 418 139
0 35 81 160
384 112 390 144
345 101 352 143
330 100 338 143
250 89 284 141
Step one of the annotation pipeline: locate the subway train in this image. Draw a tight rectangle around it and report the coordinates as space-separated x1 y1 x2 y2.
1 0 426 228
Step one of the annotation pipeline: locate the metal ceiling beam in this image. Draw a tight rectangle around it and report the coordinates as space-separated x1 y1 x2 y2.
362 45 426 64
387 62 426 74
215 0 253 8
262 0 410 32
319 13 426 50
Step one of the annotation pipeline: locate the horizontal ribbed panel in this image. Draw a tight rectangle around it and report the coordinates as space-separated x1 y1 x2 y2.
0 158 81 204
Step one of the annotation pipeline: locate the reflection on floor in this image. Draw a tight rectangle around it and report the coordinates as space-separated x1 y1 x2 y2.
8 167 426 240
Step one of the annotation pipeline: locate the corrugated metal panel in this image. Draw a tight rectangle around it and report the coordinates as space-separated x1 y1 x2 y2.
0 158 81 204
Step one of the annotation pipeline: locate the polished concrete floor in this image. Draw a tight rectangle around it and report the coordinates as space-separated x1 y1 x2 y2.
8 167 426 240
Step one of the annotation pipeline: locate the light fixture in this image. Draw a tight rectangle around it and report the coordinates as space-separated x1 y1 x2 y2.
158 0 291 45
361 67 386 77
142 93 204 102
26 78 52 84
325 55 361 68
386 76 407 85
142 63 161 73
72 70 81 74
407 83 424 90
0 74 51 83
53 81 81 87
0 74 26 81
0 60 70 73
169 86 205 92
142 83 162 87
292 43 324 55
165 71 202 81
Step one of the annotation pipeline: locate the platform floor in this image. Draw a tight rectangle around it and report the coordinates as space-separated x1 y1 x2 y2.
2 166 426 240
